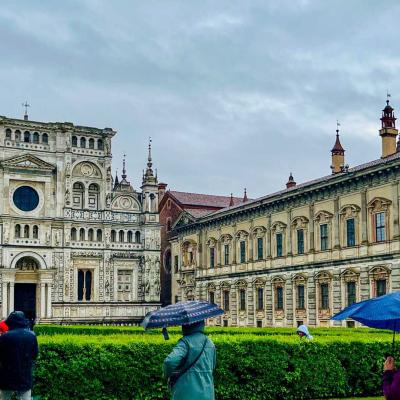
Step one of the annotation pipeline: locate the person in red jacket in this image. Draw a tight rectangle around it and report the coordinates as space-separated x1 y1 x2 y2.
383 356 400 400
0 320 8 335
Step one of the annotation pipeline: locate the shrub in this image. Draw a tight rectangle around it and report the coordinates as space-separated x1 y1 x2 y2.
31 332 393 400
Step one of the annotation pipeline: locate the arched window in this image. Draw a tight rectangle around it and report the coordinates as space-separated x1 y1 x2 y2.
24 225 30 238
79 228 85 241
72 136 78 147
167 219 172 232
78 269 92 301
89 138 95 149
33 132 39 143
5 129 11 139
88 183 99 210
24 131 30 143
80 137 86 148
33 225 39 239
119 230 125 242
15 130 21 141
15 224 21 238
88 228 94 241
111 230 116 242
73 182 84 209
42 133 48 144
135 231 141 243
97 139 104 150
127 231 133 243
71 227 77 241
96 229 102 241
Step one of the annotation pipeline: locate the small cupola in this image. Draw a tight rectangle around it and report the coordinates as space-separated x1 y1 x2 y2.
286 173 296 189
380 97 398 158
331 126 345 174
243 188 248 202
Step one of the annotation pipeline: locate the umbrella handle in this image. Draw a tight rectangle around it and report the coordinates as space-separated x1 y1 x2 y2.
162 327 170 341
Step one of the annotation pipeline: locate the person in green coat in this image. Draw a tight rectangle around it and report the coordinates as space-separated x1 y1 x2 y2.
163 320 216 400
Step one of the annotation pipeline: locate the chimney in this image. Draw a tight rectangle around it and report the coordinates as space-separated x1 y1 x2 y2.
243 188 248 202
286 173 296 189
158 182 167 203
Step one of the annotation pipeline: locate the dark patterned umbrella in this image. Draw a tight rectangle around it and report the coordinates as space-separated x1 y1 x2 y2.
141 300 224 339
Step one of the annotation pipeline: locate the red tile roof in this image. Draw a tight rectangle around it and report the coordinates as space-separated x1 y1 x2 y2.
169 191 245 208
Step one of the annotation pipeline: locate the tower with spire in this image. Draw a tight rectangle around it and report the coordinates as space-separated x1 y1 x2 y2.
141 138 159 215
380 97 398 158
331 125 345 174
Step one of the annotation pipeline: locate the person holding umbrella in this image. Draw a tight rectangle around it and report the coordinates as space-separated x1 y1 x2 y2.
142 300 224 400
331 291 400 400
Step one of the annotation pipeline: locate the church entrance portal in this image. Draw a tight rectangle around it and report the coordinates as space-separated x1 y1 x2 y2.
14 283 37 321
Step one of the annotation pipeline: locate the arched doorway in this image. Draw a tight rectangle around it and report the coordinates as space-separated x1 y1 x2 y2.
14 257 39 322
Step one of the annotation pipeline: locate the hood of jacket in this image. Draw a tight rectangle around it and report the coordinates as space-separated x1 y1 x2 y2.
297 324 313 339
5 311 29 330
182 320 205 336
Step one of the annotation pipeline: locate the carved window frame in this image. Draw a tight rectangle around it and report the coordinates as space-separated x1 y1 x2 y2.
340 268 360 307
293 274 307 311
368 198 391 243
252 278 266 311
314 211 333 252
271 222 286 258
235 230 249 264
315 271 333 316
236 280 248 314
339 204 360 248
291 217 308 255
272 277 285 312
182 240 197 267
252 227 266 261
369 265 391 298
220 281 231 312
220 234 232 266
206 238 217 269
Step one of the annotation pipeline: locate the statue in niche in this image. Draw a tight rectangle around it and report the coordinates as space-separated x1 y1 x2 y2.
45 232 51 245
145 279 150 295
154 278 160 296
106 193 111 208
106 166 111 180
65 162 71 177
105 280 110 294
104 139 110 155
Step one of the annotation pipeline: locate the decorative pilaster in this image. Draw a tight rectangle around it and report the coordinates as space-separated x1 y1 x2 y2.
8 283 14 315
393 181 400 239
361 189 368 244
333 197 340 249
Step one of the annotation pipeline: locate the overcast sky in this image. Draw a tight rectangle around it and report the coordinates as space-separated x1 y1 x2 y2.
1 0 399 198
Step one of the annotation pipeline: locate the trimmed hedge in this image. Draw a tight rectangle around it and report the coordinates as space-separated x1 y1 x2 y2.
32 332 392 400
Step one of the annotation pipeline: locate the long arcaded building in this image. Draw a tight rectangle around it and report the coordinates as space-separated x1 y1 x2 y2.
170 100 400 328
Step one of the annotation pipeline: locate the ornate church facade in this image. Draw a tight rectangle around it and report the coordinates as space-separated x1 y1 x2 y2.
0 114 161 323
170 100 400 328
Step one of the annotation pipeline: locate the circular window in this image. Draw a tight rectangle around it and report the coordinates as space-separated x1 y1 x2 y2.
13 186 39 212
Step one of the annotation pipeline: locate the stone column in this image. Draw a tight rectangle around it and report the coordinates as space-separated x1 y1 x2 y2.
2 282 8 318
8 283 14 314
46 284 52 318
333 197 340 249
361 189 368 244
40 283 46 318
393 181 400 239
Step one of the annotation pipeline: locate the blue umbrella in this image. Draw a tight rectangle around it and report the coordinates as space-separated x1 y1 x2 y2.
141 300 224 339
332 291 400 351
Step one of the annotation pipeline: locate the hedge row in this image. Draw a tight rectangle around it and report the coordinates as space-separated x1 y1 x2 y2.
32 333 391 400
34 324 394 338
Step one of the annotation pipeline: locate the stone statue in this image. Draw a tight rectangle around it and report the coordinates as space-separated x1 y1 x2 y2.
105 280 110 294
154 278 160 296
65 189 71 205
145 279 150 295
106 193 111 208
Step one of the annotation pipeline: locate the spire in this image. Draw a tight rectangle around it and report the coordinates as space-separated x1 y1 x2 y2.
229 193 234 207
122 154 127 180
331 123 345 174
331 128 345 155
113 170 119 190
243 188 248 202
286 172 296 189
22 101 30 121
142 137 157 186
119 155 132 190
